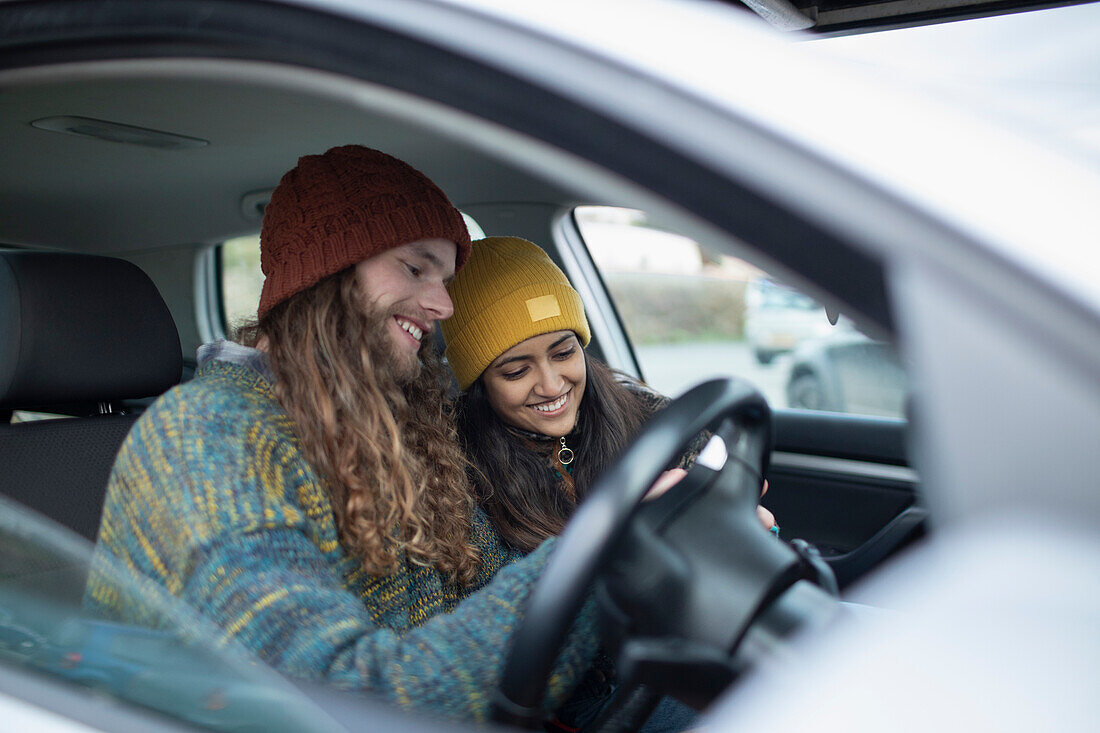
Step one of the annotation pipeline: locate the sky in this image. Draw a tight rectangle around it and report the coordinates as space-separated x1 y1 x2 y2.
810 2 1100 158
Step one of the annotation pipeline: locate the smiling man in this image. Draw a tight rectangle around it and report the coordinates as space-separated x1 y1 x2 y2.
84 146 597 722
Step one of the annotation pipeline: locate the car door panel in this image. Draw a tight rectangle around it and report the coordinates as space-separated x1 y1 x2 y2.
765 411 921 589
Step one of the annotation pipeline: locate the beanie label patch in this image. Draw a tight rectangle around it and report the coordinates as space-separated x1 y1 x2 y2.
526 294 561 322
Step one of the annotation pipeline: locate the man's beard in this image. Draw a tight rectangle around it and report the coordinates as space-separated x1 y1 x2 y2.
362 304 423 386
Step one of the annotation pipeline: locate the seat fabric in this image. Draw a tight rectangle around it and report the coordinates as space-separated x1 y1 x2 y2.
0 250 182 540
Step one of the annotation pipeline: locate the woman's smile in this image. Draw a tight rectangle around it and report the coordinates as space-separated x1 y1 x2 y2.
529 390 570 415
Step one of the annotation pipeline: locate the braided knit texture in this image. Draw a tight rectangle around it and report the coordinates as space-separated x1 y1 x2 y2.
258 145 471 318
443 236 591 390
84 358 597 722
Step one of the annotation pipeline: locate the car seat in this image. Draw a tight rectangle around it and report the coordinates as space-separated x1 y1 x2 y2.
0 250 182 540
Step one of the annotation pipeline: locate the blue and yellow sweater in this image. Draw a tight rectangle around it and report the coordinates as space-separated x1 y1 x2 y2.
84 345 597 722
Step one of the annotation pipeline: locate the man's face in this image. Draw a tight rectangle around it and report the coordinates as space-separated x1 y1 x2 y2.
355 238 457 381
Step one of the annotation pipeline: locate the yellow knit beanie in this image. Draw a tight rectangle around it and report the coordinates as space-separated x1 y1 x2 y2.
442 237 591 391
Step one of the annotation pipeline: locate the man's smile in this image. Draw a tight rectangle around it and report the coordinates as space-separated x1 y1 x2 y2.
395 316 426 345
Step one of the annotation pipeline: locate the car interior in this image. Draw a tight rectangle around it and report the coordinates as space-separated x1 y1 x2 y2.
0 63 923 577
0 2 953 730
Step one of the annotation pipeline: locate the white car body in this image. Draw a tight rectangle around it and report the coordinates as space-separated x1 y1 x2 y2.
1 1 1098 730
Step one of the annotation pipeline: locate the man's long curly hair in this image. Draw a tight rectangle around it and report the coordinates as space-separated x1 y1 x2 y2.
237 268 481 585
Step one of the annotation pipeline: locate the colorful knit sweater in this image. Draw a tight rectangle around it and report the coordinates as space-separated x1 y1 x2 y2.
84 345 597 722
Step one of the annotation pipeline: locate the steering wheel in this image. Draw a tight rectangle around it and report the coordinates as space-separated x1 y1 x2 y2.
492 377 833 729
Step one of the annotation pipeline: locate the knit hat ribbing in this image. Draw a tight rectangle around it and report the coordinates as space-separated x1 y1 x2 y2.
258 145 471 318
442 237 590 391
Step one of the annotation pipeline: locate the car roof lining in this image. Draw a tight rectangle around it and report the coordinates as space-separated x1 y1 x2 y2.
0 59 592 253
0 58 764 253
0 50 893 338
0 57 787 274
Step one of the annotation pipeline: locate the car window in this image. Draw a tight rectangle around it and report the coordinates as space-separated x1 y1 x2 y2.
219 214 486 333
221 233 264 334
0 497 333 732
575 206 909 418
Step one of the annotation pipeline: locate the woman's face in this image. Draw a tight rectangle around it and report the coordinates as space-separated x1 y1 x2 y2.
482 330 587 437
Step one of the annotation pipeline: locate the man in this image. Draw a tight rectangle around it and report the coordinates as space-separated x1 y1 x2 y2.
85 145 597 722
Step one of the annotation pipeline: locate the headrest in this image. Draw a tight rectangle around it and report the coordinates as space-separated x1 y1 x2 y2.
0 251 182 411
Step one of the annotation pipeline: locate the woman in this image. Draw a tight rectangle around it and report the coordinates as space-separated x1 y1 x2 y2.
442 236 775 553
441 236 775 732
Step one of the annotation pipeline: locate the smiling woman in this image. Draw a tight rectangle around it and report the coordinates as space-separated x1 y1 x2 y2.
443 237 709 730
441 236 761 565
444 237 673 552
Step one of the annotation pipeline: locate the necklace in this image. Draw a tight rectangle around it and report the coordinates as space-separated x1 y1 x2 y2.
557 436 575 466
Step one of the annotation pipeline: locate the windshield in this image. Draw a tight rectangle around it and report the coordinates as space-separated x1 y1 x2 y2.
815 3 1100 161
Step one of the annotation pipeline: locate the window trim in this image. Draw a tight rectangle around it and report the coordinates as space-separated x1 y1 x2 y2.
553 209 641 378
195 243 224 344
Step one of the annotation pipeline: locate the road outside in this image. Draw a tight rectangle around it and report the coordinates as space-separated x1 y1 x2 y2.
634 340 793 409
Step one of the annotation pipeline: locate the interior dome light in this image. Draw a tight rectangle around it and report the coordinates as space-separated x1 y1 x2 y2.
31 116 208 150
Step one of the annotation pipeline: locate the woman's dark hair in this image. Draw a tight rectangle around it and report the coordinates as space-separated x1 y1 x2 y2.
455 351 657 552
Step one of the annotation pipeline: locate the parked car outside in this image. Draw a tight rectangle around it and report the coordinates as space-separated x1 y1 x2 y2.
744 277 839 365
786 330 907 416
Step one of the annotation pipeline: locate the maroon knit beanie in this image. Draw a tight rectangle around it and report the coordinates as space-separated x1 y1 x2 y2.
257 145 471 318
